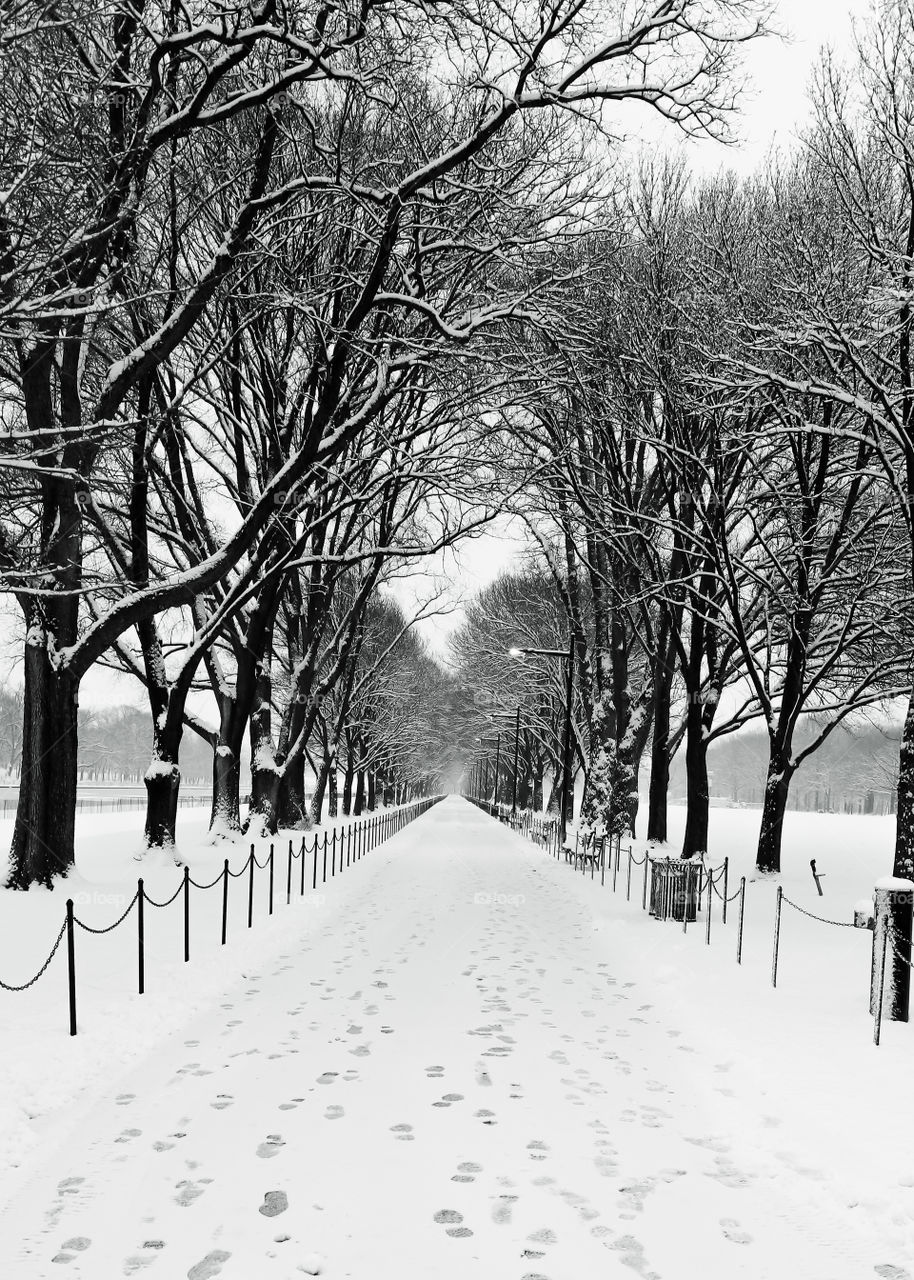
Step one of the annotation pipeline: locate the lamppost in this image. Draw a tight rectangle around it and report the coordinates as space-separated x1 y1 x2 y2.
509 634 575 845
477 734 500 809
489 706 523 816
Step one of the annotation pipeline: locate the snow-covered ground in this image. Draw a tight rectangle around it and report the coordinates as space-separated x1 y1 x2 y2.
0 796 910 1278
0 802 412 1214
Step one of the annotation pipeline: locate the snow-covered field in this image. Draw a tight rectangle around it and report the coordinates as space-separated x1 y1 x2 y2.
0 803 411 1214
0 797 911 1278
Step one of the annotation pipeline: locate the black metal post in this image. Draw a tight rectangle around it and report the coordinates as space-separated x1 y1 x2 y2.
182 865 190 962
268 844 274 914
66 899 77 1036
221 860 229 945
248 846 255 928
286 841 293 906
137 879 145 993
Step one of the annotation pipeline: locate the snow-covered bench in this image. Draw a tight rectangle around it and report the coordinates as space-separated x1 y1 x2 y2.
564 830 606 873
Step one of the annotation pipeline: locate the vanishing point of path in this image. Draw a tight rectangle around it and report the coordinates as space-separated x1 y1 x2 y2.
0 798 878 1278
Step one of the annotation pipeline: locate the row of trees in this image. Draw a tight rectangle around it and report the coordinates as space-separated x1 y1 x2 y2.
0 0 768 886
456 2 914 877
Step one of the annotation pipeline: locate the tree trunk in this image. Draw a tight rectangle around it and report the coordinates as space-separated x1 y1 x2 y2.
354 769 365 816
895 690 914 879
681 704 709 859
310 755 330 826
211 746 241 836
7 647 79 889
245 639 280 836
367 771 377 811
342 754 355 815
755 751 795 874
278 755 310 829
144 756 181 852
647 674 672 842
328 754 339 817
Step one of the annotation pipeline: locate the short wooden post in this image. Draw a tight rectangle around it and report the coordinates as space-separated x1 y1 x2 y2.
870 877 914 1023
737 877 746 964
771 885 783 987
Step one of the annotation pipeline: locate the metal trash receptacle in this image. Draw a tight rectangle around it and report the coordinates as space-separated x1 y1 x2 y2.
649 857 701 922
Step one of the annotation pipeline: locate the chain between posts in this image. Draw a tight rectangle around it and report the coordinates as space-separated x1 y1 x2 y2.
780 894 857 928
0 918 68 991
144 880 185 908
73 889 140 934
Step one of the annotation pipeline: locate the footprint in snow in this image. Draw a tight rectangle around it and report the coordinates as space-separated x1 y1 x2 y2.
260 1191 289 1217
720 1218 752 1245
324 1105 345 1120
491 1195 518 1224
187 1250 231 1279
316 1072 338 1085
256 1135 285 1158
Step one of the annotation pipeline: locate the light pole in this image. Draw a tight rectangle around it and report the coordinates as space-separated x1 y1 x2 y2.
477 734 500 810
509 635 575 845
489 707 523 816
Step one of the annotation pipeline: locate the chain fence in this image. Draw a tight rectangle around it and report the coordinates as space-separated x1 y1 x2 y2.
463 789 894 1042
0 796 442 1036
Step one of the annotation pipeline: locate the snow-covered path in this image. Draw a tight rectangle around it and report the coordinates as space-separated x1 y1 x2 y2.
1 798 883 1279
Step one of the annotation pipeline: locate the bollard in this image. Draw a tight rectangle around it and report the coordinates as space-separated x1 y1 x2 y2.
184 866 190 962
626 849 632 900
771 885 783 987
300 838 307 897
248 847 255 928
642 855 649 911
312 836 318 890
870 877 914 1023
268 844 274 914
737 877 746 964
66 899 77 1036
286 841 293 906
722 857 729 924
331 830 337 877
221 860 229 945
138 879 146 993
705 871 713 945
